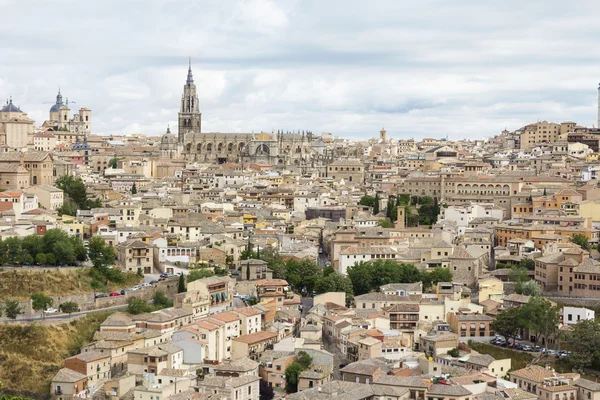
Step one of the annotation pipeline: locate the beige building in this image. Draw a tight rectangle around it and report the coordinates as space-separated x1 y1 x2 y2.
519 121 562 149
327 159 364 184
0 98 34 149
0 151 55 186
24 184 64 210
0 163 30 190
418 330 458 356
116 239 159 274
34 132 57 151
232 331 278 361
510 365 579 398
50 368 88 400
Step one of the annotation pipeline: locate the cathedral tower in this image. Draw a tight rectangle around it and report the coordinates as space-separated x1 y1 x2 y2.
178 57 201 143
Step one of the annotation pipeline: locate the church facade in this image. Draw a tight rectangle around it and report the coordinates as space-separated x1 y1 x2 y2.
173 61 314 165
42 89 92 143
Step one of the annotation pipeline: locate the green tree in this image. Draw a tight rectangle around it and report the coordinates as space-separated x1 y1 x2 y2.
3 299 22 320
178 274 186 293
508 266 530 284
358 195 376 208
521 296 560 347
517 258 535 271
127 297 151 314
447 348 460 357
285 362 305 393
422 267 453 290
21 234 44 259
54 240 76 265
131 183 137 195
57 200 78 216
285 259 320 295
377 219 393 228
35 252 47 265
187 268 215 283
71 236 87 262
45 253 56 266
153 291 172 309
570 234 590 251
246 262 250 280
373 193 380 214
31 292 53 319
314 272 354 305
87 236 115 268
567 319 600 369
516 280 541 296
61 301 78 315
137 268 144 278
297 351 312 369
491 306 523 344
108 157 119 168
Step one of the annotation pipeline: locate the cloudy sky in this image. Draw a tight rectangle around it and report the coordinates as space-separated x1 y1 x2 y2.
1 0 599 140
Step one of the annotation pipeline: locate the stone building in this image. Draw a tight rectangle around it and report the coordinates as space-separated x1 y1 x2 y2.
176 61 313 165
326 159 364 184
0 151 54 186
42 89 92 141
0 97 34 149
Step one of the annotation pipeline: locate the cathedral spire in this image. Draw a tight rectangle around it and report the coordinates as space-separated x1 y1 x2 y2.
186 56 194 86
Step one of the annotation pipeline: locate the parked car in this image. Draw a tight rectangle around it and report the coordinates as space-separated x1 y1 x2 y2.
516 344 524 350
109 292 121 297
95 293 108 299
121 288 132 295
515 334 522 340
149 280 159 285
131 285 141 291
158 277 166 282
522 345 533 351
140 283 151 288
160 273 169 278
44 308 59 313
546 349 557 355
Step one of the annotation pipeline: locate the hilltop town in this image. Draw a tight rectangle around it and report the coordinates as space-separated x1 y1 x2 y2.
2 65 600 400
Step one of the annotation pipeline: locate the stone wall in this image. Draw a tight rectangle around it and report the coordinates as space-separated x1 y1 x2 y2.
18 277 179 316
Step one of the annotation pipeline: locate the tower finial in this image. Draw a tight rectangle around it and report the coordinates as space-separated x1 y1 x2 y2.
186 56 194 85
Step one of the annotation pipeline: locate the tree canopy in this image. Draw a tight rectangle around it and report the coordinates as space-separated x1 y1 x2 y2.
347 260 449 294
187 268 215 283
55 175 102 216
570 234 590 251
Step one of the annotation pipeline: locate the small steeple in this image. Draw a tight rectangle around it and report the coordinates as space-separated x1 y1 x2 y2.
186 56 194 86
56 87 63 105
166 124 171 134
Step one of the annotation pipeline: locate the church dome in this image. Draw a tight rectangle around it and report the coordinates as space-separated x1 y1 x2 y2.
0 99 22 113
161 134 177 144
50 89 63 112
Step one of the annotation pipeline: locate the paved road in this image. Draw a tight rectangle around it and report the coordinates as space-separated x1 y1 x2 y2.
0 303 130 323
301 297 313 317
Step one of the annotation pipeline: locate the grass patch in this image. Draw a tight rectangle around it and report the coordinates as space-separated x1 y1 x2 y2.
469 341 534 370
0 268 141 300
0 311 114 395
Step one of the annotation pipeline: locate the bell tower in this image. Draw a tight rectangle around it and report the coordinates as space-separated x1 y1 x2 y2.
178 57 201 144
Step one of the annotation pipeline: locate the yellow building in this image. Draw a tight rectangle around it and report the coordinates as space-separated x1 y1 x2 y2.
586 153 600 162
477 277 504 302
243 213 258 224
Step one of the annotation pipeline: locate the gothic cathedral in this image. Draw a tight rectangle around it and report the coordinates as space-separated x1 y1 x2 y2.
178 58 201 144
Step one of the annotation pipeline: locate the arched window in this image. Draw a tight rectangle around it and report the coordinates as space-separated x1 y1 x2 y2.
33 176 37 185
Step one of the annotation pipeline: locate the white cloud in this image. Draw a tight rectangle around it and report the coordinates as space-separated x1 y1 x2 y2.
0 0 599 139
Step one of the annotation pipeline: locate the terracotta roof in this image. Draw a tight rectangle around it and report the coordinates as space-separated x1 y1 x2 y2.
233 331 277 344
52 367 88 383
